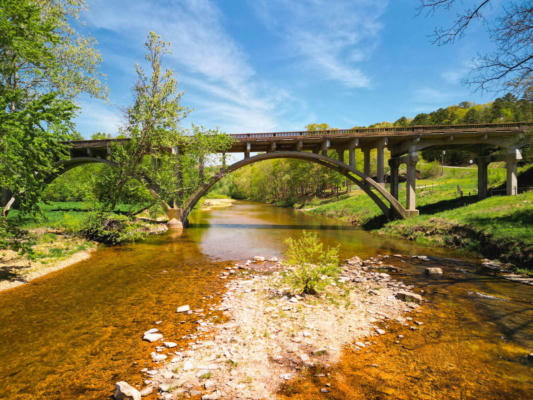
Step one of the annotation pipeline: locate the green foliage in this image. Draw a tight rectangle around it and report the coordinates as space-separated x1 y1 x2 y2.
101 32 233 211
282 231 340 295
0 218 35 255
0 0 104 217
79 211 146 245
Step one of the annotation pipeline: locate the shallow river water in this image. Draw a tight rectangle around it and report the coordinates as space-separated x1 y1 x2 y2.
0 201 531 399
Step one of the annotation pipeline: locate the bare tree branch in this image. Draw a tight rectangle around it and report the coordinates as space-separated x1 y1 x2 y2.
420 0 532 97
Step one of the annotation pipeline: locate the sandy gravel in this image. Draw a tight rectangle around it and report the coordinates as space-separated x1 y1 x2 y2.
144 256 423 400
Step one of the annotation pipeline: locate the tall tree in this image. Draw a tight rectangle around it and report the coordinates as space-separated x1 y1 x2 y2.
419 0 532 96
0 0 78 216
105 32 232 222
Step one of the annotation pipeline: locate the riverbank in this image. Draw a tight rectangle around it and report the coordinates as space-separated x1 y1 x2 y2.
0 230 97 292
0 198 235 292
379 192 533 273
135 255 423 400
0 219 169 292
298 166 533 274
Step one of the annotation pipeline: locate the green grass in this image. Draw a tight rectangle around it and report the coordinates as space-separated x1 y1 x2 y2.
302 163 533 270
383 191 533 245
6 201 134 231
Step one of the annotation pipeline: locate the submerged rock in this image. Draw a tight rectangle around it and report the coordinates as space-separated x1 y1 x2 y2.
395 290 423 304
177 305 191 313
143 331 163 343
114 381 141 400
425 267 443 275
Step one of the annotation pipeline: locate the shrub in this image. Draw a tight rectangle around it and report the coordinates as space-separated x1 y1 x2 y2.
79 212 146 245
281 231 340 295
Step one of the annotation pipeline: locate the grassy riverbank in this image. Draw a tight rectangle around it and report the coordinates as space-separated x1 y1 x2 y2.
300 165 533 272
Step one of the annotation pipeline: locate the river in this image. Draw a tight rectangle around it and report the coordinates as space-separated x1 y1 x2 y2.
0 201 531 399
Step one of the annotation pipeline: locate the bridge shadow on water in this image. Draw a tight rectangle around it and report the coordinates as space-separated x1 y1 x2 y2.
189 223 360 230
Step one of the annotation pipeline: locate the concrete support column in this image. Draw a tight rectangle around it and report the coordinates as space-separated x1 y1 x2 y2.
336 148 344 162
244 142 251 159
506 148 522 195
296 140 303 152
269 142 277 152
376 139 387 185
348 138 358 169
388 158 400 200
476 156 489 199
321 139 330 156
363 148 371 177
406 151 418 212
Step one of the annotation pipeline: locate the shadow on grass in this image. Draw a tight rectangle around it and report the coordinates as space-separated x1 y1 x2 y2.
0 265 29 283
465 208 533 228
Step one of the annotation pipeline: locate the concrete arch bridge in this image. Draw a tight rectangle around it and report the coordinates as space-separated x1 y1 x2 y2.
63 122 531 228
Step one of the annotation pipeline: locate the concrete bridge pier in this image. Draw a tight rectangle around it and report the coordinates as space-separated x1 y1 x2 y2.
506 148 522 196
363 148 371 177
476 156 489 199
388 158 400 200
348 138 358 169
376 139 387 186
405 151 419 215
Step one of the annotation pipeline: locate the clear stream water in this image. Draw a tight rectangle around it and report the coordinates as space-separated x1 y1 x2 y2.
0 201 531 399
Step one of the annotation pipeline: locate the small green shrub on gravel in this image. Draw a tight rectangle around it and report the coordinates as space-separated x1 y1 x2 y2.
282 231 340 295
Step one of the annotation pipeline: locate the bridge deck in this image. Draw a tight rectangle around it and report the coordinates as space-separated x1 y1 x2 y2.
66 122 531 158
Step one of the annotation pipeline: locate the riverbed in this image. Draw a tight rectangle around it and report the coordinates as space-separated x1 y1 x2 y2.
0 201 531 399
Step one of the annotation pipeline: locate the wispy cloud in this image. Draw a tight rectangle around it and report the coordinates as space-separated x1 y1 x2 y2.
252 0 388 88
75 99 123 136
83 0 296 132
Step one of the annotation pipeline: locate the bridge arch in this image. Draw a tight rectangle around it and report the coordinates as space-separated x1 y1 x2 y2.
181 151 410 224
46 157 117 184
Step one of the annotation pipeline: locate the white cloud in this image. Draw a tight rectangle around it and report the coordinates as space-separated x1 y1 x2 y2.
82 0 292 132
75 100 123 136
252 0 387 88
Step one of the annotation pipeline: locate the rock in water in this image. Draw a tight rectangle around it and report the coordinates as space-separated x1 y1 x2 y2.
114 381 141 400
253 256 265 262
425 267 443 275
395 290 423 304
143 332 163 342
140 386 153 397
177 305 191 313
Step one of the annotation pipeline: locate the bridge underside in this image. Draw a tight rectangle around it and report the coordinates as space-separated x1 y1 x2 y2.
60 123 530 226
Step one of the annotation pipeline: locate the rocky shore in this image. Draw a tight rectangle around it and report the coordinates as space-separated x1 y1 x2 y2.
119 255 426 400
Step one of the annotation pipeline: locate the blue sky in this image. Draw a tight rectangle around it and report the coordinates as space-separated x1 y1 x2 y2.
75 0 499 138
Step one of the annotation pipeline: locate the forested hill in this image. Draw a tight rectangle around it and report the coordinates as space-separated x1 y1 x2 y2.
363 93 532 128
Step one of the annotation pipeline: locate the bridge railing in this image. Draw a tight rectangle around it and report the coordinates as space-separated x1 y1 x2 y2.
231 122 532 139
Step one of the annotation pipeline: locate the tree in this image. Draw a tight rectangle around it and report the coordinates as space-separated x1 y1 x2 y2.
105 32 233 221
0 0 78 216
419 0 532 96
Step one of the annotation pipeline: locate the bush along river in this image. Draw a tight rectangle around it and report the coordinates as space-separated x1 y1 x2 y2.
0 201 531 399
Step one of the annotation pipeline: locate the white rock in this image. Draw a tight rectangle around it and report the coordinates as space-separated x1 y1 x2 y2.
146 328 159 334
114 381 141 400
163 342 177 348
268 256 279 262
159 383 170 392
140 386 153 397
143 332 163 343
177 305 191 313
375 328 386 335
202 392 221 400
253 256 265 262
183 360 193 371
151 352 167 362
425 267 443 275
